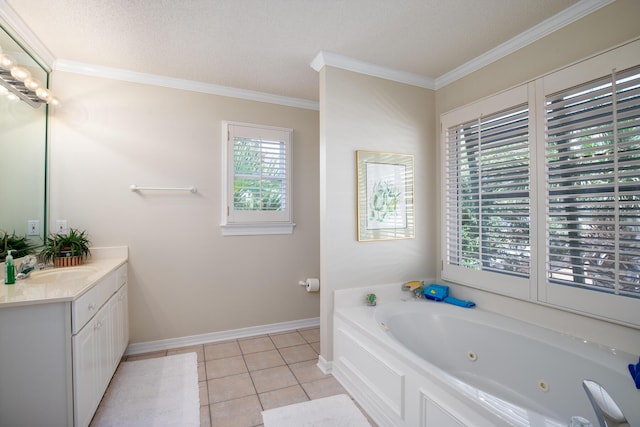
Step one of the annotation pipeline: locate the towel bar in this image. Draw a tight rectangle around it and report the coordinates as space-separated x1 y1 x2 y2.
129 184 197 193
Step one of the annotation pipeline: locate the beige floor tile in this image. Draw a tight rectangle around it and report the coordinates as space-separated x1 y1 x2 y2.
278 343 318 364
125 350 167 361
167 345 205 363
198 362 206 381
301 376 348 400
199 381 209 406
258 384 308 410
239 336 275 354
244 349 285 371
210 395 263 427
288 359 329 384
298 327 320 343
250 365 298 393
205 355 247 379
270 331 306 348
309 341 321 354
200 404 211 427
207 373 256 404
204 341 242 360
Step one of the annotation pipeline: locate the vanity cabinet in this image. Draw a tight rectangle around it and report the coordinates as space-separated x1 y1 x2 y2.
73 277 129 427
0 261 128 427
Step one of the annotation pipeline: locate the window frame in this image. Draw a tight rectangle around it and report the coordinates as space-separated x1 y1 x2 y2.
221 121 295 236
440 39 640 327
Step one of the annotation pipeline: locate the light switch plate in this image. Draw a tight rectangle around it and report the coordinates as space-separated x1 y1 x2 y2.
55 220 68 235
27 220 40 236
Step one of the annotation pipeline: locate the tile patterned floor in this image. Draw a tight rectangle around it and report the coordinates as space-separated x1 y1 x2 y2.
119 327 376 427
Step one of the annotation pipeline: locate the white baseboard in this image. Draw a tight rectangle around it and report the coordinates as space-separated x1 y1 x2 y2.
317 354 332 374
125 317 320 355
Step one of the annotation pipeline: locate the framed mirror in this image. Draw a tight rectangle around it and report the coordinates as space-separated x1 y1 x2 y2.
0 22 48 260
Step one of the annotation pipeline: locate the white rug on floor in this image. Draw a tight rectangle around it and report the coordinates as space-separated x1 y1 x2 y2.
262 394 370 427
91 352 199 427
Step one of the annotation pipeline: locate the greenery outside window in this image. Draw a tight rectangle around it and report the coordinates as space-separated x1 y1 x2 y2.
221 121 294 236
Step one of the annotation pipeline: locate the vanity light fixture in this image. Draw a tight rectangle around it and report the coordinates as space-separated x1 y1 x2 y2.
0 43 58 108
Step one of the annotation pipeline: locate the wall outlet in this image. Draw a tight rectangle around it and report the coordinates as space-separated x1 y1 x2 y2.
27 220 40 236
55 220 68 235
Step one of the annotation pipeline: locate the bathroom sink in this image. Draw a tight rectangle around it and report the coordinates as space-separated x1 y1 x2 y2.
28 267 98 284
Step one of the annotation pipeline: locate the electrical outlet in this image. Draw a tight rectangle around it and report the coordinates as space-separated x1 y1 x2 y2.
27 220 40 236
55 220 68 235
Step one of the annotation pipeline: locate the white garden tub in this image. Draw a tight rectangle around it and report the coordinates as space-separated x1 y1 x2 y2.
332 296 639 426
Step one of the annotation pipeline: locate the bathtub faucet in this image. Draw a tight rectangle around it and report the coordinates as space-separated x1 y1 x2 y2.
582 380 629 427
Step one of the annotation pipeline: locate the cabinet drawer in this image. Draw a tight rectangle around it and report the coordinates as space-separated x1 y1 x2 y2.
72 274 116 334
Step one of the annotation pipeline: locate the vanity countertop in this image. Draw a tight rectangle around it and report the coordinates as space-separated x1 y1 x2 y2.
0 247 128 308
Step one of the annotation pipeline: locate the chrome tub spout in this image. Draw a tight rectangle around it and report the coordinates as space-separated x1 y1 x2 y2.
582 380 629 427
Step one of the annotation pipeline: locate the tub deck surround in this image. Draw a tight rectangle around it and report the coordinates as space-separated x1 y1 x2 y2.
0 246 128 307
332 284 640 427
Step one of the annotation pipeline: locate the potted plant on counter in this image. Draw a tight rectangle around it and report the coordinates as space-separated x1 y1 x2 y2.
40 228 91 267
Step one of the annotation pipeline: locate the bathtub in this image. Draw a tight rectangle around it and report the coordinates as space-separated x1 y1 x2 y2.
332 294 639 427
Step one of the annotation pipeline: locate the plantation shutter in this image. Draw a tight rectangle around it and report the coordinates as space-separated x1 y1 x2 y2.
227 124 292 224
545 65 640 298
445 103 531 279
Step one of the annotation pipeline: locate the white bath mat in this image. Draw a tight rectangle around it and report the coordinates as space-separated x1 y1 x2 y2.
262 394 371 427
90 352 199 427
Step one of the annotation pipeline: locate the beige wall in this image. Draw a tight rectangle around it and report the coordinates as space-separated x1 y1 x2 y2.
48 71 320 344
319 67 436 360
436 0 640 116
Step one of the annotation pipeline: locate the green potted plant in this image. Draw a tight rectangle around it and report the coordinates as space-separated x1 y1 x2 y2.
1 231 36 262
40 228 91 267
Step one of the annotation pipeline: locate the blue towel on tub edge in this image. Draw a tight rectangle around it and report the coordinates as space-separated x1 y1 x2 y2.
443 296 476 308
629 357 640 389
424 284 448 301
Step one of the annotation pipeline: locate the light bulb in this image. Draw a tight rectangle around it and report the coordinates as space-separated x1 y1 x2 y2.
48 97 60 106
24 77 40 91
7 93 19 102
0 54 16 70
36 87 51 102
10 66 31 82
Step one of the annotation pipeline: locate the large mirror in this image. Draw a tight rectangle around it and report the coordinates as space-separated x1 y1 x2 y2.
0 22 48 260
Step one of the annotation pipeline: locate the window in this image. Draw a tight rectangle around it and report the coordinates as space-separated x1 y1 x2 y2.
442 85 533 299
221 121 294 236
445 104 531 275
545 66 640 299
441 40 640 325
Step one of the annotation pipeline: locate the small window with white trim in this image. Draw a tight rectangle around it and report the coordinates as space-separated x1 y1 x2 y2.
221 121 294 236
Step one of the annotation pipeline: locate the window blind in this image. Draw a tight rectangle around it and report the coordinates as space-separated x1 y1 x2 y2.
233 136 287 212
545 65 640 297
445 103 530 277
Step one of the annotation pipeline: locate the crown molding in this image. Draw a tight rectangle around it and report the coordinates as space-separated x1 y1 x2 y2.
311 50 435 90
434 0 615 89
54 59 319 111
311 0 613 91
0 0 55 71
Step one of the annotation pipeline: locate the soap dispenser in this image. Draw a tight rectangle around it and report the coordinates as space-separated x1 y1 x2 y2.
4 249 15 285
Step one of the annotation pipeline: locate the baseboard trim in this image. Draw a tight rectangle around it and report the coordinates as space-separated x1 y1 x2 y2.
125 317 320 355
317 355 332 374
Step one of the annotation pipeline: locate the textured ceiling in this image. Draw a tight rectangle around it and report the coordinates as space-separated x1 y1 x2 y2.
5 0 580 102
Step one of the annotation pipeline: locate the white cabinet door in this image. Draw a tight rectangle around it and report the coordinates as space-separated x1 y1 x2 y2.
95 297 114 397
111 284 129 369
73 315 99 427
